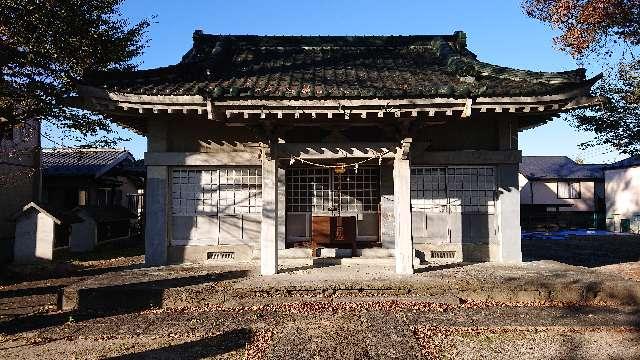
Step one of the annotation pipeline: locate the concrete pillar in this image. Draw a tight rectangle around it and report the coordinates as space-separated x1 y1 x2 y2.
260 151 278 275
496 164 522 263
145 166 169 266
380 164 395 249
393 153 413 274
277 165 286 250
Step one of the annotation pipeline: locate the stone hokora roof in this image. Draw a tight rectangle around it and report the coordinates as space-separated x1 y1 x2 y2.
83 31 597 99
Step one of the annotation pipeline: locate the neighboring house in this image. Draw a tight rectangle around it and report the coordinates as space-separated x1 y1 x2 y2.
76 30 599 274
604 157 640 233
42 148 143 211
40 148 145 247
519 156 605 230
0 119 41 263
9 148 144 263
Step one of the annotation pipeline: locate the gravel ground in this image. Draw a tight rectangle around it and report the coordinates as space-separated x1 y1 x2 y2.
3 249 640 359
597 262 640 282
1 303 639 359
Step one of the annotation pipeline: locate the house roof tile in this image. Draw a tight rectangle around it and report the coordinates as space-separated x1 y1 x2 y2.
42 148 134 177
605 156 640 170
83 31 592 100
520 156 604 180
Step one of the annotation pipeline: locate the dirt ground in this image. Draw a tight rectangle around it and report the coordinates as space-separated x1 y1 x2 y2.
1 302 639 359
597 262 640 282
3 246 640 359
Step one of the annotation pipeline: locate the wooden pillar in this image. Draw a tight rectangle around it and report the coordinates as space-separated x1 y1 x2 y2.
393 139 413 274
260 145 279 275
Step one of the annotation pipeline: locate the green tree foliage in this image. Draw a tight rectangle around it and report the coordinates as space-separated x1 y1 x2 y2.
0 0 151 146
523 0 640 155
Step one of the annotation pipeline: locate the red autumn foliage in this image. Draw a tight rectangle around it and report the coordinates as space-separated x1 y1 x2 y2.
522 0 640 57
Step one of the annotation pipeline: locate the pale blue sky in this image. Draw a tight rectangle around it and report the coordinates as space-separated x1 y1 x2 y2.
45 0 624 163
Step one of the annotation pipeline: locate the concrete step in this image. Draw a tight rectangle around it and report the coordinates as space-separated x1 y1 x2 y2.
279 257 396 267
255 248 419 266
277 248 394 259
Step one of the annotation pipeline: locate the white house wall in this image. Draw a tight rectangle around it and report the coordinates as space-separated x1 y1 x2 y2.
519 177 596 211
605 167 640 219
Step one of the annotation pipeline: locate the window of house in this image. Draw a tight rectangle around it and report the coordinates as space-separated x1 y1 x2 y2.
96 188 113 207
78 189 88 206
0 125 14 141
557 181 580 199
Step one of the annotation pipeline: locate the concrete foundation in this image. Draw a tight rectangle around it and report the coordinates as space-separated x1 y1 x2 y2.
168 244 253 263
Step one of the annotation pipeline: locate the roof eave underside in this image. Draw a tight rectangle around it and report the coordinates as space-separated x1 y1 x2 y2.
77 82 602 135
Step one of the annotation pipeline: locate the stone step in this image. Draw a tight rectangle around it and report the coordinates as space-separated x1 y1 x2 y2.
279 257 396 267
253 248 419 266
277 248 394 259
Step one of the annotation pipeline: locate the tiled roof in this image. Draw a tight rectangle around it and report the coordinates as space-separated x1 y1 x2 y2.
605 156 640 170
520 156 604 180
42 148 133 177
84 31 591 99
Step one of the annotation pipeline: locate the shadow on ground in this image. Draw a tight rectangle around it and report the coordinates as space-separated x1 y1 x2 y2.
0 270 249 335
104 328 253 360
0 238 145 286
522 235 640 267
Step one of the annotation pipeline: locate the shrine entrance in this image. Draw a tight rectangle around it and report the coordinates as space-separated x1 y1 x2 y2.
285 166 381 255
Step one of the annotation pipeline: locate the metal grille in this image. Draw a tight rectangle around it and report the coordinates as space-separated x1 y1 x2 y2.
431 250 456 259
207 251 235 260
286 167 380 214
411 167 496 214
172 168 262 216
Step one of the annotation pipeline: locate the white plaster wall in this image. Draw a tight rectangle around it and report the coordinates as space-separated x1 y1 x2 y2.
519 174 532 204
605 167 640 219
519 179 596 211
116 175 140 208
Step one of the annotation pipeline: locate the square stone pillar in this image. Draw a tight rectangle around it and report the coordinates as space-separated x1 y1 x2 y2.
393 140 413 274
261 149 279 275
496 164 522 263
145 166 169 266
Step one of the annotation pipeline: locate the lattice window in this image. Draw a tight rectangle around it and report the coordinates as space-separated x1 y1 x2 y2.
286 167 380 213
411 167 496 214
286 168 331 213
171 168 262 216
333 168 380 213
410 167 448 212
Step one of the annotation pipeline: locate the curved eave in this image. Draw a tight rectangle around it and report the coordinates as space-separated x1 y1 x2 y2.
76 77 602 134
